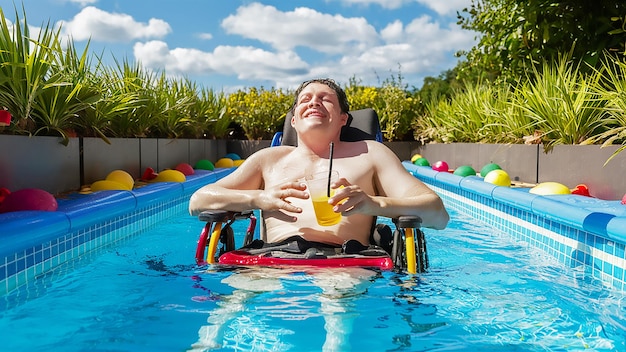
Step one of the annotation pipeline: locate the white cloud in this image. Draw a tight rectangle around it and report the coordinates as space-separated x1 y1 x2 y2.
221 3 379 54
197 33 213 40
335 0 406 10
59 6 171 42
131 3 476 89
403 15 475 52
335 0 471 15
134 41 309 82
415 0 471 16
294 13 476 87
380 20 404 43
65 0 98 7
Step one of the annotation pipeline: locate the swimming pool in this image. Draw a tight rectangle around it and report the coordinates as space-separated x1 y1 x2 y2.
1 163 626 350
1 204 624 351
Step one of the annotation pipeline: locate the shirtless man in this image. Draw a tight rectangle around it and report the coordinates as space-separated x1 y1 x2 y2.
189 78 449 246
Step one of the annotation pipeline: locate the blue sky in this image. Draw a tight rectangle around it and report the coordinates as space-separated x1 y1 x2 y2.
0 0 477 91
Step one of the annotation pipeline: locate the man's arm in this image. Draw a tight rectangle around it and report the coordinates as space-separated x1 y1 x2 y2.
331 141 449 229
189 148 308 216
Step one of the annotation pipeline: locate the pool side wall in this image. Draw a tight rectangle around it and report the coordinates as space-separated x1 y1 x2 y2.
0 169 234 296
403 162 626 291
2 164 626 296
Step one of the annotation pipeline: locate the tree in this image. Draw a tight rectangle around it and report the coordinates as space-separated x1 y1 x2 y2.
418 69 462 106
456 0 626 83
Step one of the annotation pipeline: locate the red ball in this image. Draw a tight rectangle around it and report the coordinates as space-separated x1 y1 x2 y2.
0 188 58 213
432 161 449 172
621 193 626 205
175 163 195 176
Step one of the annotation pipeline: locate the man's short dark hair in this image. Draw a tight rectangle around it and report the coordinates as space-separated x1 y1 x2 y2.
292 78 350 114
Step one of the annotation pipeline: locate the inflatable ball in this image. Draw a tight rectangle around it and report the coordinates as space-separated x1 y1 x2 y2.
529 182 571 195
413 157 430 167
152 169 186 183
194 159 215 171
432 161 449 172
484 169 511 187
175 163 195 176
480 163 502 177
105 170 134 190
410 154 423 163
0 188 58 213
453 165 476 177
215 158 235 168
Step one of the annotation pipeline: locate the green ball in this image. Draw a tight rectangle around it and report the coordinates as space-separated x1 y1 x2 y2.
453 165 476 177
413 157 430 167
480 163 501 177
194 159 215 171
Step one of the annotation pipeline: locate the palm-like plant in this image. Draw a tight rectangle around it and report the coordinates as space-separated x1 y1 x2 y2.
514 57 609 152
103 59 154 138
0 7 56 133
415 80 539 145
77 57 143 142
590 59 626 164
192 86 231 139
151 75 197 138
31 39 102 145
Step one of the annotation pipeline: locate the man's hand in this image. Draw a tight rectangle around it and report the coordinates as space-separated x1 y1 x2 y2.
328 177 376 215
257 181 308 213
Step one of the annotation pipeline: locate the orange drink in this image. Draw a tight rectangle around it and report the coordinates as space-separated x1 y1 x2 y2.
306 171 341 226
311 192 341 226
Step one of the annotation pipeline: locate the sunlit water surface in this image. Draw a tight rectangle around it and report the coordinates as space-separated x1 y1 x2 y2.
1 208 625 351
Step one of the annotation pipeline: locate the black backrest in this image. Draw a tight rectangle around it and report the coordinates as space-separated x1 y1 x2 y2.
280 108 383 146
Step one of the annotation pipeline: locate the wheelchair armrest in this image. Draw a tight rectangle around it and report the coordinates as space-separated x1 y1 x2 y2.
198 210 254 223
394 215 422 229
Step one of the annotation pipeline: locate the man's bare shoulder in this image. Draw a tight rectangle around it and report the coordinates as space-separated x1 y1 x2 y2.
252 145 296 159
362 140 396 157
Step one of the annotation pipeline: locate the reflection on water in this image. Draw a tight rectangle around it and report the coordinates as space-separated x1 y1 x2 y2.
0 209 624 351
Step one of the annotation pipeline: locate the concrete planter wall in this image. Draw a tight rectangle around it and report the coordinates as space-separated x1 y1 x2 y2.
412 143 626 200
1 135 625 200
0 135 80 194
0 135 226 194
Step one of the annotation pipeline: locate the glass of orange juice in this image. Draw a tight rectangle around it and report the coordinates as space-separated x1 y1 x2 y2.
306 170 341 226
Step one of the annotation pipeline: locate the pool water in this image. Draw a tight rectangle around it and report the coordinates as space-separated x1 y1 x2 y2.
1 207 625 351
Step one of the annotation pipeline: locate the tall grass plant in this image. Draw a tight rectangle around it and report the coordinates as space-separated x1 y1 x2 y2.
513 57 609 152
590 59 626 164
2 7 626 163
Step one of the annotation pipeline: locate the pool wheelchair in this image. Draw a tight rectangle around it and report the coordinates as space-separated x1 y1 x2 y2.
194 108 428 273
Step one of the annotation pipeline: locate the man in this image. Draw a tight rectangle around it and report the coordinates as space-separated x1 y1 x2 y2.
189 78 449 246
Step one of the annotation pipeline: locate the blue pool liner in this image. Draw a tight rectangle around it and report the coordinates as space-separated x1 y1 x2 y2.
0 167 236 294
403 161 626 290
2 162 626 295
404 162 626 239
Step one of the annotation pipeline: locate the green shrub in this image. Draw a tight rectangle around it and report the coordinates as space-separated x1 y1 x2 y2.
227 87 292 140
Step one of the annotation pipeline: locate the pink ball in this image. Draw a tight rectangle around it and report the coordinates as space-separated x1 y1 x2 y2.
432 161 449 172
175 163 195 176
0 188 58 213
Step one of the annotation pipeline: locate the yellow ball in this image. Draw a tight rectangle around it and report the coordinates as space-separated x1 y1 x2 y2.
152 169 186 183
233 159 245 167
105 170 134 190
410 154 423 163
529 182 571 195
91 180 128 192
484 169 511 187
215 158 235 168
